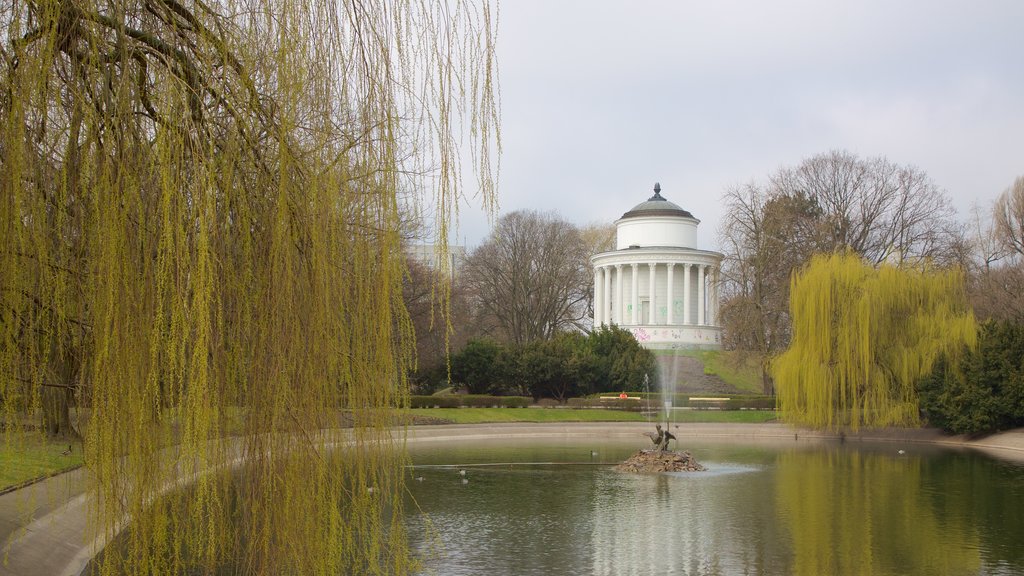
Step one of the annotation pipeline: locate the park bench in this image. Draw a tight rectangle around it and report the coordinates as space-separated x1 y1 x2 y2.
688 397 729 410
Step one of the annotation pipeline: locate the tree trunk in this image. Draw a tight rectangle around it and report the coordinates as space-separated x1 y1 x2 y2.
42 383 77 438
761 363 775 396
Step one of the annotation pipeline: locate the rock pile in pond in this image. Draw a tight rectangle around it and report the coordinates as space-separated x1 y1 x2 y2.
614 449 706 473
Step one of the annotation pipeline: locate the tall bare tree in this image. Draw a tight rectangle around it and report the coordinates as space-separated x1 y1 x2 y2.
719 184 823 393
719 151 962 393
463 210 591 346
769 150 961 265
993 176 1024 258
578 221 616 322
969 177 1024 321
402 255 473 378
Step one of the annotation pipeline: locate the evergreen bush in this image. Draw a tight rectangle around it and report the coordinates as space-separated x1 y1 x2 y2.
918 321 1024 434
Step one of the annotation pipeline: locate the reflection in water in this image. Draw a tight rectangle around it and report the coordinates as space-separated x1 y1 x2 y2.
775 449 981 576
589 466 775 575
405 439 1024 576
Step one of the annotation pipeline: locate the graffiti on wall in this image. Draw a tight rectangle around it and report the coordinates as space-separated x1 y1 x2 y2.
628 326 721 343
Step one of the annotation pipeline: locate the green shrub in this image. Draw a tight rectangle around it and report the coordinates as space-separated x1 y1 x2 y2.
450 339 508 395
459 395 493 408
724 397 776 410
410 395 461 409
566 397 645 412
918 321 1024 434
498 396 532 408
409 395 531 408
438 326 658 402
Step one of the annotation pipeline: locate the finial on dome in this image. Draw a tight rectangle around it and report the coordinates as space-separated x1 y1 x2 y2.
649 182 664 201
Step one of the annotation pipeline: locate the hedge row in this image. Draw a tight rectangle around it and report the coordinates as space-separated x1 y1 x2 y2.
570 394 775 411
409 395 532 409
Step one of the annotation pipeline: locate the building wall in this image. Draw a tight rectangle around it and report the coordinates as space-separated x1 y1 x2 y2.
591 249 721 350
407 243 466 278
627 325 722 349
616 217 699 250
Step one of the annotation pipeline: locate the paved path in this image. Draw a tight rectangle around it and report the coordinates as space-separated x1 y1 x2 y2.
0 467 95 576
2 422 1023 575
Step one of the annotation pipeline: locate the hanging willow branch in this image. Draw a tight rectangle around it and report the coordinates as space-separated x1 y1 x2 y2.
1 0 499 573
772 252 976 430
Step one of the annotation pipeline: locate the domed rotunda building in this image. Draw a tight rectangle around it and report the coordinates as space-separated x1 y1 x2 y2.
591 183 722 350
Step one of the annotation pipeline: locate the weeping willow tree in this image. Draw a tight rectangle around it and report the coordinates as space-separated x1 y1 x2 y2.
773 253 976 430
0 1 497 574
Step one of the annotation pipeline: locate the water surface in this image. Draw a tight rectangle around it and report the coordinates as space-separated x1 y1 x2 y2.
405 436 1024 576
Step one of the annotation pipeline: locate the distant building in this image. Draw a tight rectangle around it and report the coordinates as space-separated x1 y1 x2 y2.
407 243 467 279
591 183 722 350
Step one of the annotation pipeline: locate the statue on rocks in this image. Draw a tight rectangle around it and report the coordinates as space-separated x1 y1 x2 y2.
643 424 663 448
642 424 677 452
615 424 706 473
660 427 676 452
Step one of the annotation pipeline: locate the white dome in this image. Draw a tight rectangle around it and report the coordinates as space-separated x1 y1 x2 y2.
615 183 699 250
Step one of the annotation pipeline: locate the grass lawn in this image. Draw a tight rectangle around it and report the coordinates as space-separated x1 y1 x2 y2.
0 437 83 491
407 407 777 425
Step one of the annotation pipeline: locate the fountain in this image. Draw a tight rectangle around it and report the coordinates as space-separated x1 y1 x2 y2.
615 356 706 473
658 353 678 428
642 372 651 421
614 423 706 473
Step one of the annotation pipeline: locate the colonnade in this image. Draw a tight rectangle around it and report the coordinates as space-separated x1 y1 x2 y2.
593 262 719 328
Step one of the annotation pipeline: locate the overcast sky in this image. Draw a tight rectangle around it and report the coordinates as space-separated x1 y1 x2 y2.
448 0 1024 252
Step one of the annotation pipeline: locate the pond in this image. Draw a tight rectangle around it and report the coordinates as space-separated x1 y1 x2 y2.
404 436 1024 576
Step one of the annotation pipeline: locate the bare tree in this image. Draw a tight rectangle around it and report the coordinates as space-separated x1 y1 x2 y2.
462 210 591 346
578 222 616 255
770 150 961 265
577 222 616 324
993 176 1024 259
718 151 963 393
719 184 822 393
968 177 1024 322
402 256 473 377
965 203 1007 271
970 265 1024 322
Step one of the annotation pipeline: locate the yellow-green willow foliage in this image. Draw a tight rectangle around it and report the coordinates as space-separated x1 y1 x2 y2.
0 1 497 574
773 253 976 430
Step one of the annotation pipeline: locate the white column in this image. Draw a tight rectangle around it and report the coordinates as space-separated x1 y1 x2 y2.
629 263 639 324
615 264 624 324
666 263 675 325
603 265 612 327
682 264 691 325
648 262 657 325
697 265 706 326
593 268 603 327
